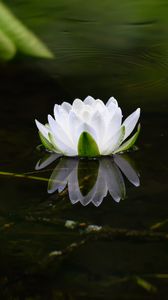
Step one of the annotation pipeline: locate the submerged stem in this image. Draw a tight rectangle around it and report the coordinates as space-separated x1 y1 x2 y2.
0 171 49 182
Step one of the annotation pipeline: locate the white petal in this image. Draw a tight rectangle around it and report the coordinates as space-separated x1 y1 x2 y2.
90 111 106 150
83 95 95 105
101 106 122 152
81 110 91 122
72 98 84 115
94 99 106 112
76 122 98 145
68 111 82 146
122 108 140 140
48 115 73 147
61 101 72 113
35 119 50 141
106 97 118 107
49 132 76 155
54 104 70 137
106 107 122 137
48 115 77 156
54 104 64 123
102 126 124 155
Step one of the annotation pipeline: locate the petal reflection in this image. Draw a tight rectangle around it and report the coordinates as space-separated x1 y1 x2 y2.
38 154 140 206
48 158 77 194
101 158 126 203
35 153 61 170
114 154 140 187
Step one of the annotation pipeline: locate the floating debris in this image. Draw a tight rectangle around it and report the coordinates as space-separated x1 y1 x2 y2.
2 223 14 230
85 225 102 233
49 250 62 257
65 220 77 229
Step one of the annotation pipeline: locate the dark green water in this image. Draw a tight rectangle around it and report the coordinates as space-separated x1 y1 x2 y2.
0 1 168 299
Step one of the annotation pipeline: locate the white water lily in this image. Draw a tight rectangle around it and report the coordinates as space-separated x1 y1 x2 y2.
35 96 140 157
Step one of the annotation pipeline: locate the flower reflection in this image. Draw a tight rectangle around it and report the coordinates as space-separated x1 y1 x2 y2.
36 154 140 207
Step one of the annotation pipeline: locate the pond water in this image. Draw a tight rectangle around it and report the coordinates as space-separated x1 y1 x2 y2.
0 1 168 299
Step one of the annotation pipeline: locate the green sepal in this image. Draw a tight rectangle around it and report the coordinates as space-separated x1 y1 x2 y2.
78 131 100 157
48 133 62 153
114 124 141 154
38 131 54 152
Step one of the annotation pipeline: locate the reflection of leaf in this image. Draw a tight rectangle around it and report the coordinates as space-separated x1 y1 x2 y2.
78 160 99 196
0 2 54 60
135 276 157 293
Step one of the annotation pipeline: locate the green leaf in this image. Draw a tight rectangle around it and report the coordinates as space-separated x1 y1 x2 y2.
114 124 141 154
78 131 100 157
0 2 54 59
0 28 16 60
39 131 54 151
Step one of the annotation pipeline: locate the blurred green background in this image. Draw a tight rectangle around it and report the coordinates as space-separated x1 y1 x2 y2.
1 0 168 113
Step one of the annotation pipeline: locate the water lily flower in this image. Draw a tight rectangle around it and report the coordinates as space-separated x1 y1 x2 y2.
35 154 140 207
35 96 140 157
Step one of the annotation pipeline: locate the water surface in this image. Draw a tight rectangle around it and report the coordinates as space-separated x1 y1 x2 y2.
0 1 168 299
